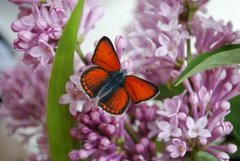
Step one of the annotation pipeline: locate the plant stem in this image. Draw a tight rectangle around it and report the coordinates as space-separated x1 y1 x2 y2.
190 149 198 161
124 121 139 143
75 43 88 65
40 0 47 3
186 0 193 64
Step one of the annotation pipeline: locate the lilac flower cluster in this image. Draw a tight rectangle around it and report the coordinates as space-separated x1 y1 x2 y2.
127 0 188 84
126 0 240 160
0 64 50 161
11 0 102 70
68 106 159 161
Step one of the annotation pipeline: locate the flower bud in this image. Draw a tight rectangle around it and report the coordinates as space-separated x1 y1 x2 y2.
115 35 128 58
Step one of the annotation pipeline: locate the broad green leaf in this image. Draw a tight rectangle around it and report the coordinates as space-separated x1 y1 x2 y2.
174 44 240 86
227 95 240 141
198 151 217 161
46 1 84 161
156 84 184 100
225 96 240 159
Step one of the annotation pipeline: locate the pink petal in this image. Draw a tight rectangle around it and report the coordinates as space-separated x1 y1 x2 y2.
170 115 179 128
40 55 50 67
69 102 78 115
158 131 170 139
196 117 208 129
21 15 35 26
59 94 72 104
160 3 170 16
172 37 180 47
155 47 168 57
159 34 170 47
65 81 75 94
70 75 81 87
168 49 178 59
186 117 195 129
157 21 171 32
172 128 182 137
198 129 211 138
167 145 177 153
158 121 170 131
172 139 181 145
188 130 198 138
164 98 181 114
29 46 43 57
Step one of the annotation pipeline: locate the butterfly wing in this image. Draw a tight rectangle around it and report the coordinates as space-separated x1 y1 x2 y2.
92 36 121 72
80 66 109 98
98 87 130 115
124 75 159 104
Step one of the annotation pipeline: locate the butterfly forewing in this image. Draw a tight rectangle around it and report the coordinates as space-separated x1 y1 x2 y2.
124 75 159 104
81 67 109 98
98 87 130 115
92 36 121 72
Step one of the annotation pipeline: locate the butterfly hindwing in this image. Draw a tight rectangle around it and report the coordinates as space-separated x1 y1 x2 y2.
98 87 130 115
80 66 109 98
124 75 159 104
92 36 121 72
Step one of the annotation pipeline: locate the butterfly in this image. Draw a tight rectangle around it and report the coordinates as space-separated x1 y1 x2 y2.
80 36 159 115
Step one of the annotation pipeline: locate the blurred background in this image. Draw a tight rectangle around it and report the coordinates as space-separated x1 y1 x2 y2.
0 0 240 161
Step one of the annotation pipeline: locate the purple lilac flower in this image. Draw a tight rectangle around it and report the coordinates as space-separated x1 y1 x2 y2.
69 107 159 161
126 0 187 84
155 12 240 161
156 93 237 160
0 63 50 161
10 0 102 70
191 16 236 53
130 0 240 160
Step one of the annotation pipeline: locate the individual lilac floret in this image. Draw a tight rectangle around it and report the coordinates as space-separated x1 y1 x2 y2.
186 116 211 138
10 0 102 70
0 63 50 161
59 74 97 116
167 139 187 158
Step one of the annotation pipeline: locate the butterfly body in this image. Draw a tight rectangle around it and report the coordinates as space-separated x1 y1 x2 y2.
80 36 159 115
98 70 127 98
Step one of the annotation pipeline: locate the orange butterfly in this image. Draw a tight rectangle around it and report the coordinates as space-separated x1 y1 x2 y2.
80 36 159 115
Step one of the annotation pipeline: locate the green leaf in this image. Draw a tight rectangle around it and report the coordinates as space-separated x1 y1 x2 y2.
156 84 184 100
227 95 240 141
46 1 84 161
174 44 240 86
197 151 217 161
225 95 240 159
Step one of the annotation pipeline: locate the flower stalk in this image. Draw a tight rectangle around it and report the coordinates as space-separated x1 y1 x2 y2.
124 121 139 143
75 43 88 65
185 0 194 64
